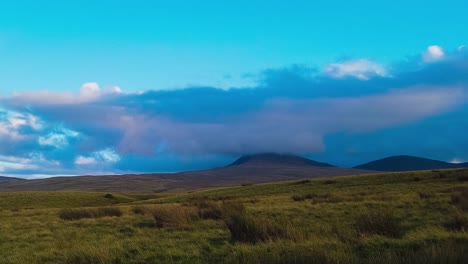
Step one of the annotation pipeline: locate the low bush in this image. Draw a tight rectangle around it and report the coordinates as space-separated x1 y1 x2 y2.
104 193 114 199
354 208 403 238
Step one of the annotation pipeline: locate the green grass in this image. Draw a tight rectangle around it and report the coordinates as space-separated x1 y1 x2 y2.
0 169 467 263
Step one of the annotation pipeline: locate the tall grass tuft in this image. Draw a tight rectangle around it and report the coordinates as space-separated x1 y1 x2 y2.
444 210 468 231
197 200 223 220
451 187 468 211
59 207 122 220
151 206 199 228
354 208 403 238
223 202 302 243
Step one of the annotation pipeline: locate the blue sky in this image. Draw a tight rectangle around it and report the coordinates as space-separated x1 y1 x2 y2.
0 1 467 177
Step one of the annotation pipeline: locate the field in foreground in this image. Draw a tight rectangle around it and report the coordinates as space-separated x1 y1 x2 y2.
0 169 467 263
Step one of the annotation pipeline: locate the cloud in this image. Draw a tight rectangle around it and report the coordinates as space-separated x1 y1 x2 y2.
323 59 388 80
0 47 467 176
422 45 445 62
38 126 80 149
8 82 123 106
75 148 120 166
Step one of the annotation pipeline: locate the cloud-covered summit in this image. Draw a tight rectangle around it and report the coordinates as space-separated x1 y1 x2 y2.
1 46 467 177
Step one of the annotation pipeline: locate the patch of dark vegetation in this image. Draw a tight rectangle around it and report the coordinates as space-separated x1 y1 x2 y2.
291 195 306 201
444 210 468 232
135 219 156 228
457 175 468 182
418 191 435 199
222 202 302 243
295 179 311 184
241 183 253 187
151 206 199 228
354 208 403 238
413 177 421 182
451 188 468 211
131 205 147 215
197 200 223 220
323 180 337 185
104 193 114 199
59 207 122 220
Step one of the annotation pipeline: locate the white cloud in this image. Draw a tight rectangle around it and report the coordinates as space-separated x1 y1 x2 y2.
323 59 388 80
75 148 120 166
0 109 43 141
80 82 100 98
38 127 80 148
422 45 445 62
0 155 37 172
75 156 97 165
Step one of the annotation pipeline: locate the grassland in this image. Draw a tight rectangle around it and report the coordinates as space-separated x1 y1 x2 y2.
0 169 467 263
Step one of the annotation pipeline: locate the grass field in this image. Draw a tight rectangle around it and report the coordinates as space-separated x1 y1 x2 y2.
0 169 467 263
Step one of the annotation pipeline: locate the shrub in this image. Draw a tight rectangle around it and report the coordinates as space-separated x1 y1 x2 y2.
354 208 403 238
444 210 468 231
413 177 421 182
151 206 199 228
104 193 114 199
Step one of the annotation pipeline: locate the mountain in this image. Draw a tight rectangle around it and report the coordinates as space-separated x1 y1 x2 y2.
229 153 335 167
0 153 372 192
353 155 465 172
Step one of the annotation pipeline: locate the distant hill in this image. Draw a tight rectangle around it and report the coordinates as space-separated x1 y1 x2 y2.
229 153 335 167
353 155 465 172
0 153 372 192
0 176 25 181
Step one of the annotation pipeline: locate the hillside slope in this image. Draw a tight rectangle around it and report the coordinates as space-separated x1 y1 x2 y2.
354 155 465 172
0 154 372 192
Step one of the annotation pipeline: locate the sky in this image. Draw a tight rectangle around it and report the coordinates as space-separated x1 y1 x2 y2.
0 1 467 178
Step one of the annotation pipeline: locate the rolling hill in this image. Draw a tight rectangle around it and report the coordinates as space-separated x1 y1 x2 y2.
0 153 372 192
354 155 467 172
0 176 25 181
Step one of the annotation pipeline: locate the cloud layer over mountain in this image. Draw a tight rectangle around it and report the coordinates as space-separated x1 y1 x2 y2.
1 46 467 177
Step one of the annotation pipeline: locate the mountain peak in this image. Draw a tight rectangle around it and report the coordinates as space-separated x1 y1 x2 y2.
229 153 335 167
